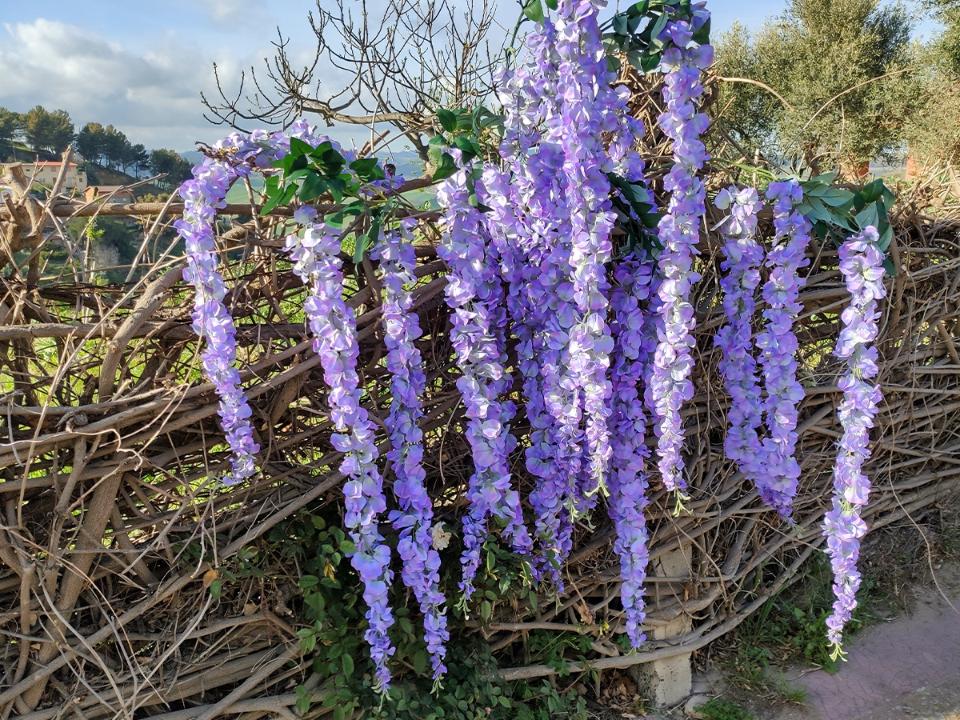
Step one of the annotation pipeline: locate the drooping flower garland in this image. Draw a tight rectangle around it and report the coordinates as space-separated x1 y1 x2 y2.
713 186 768 497
823 226 886 657
755 180 813 518
176 153 258 484
493 19 580 585
285 219 395 691
372 223 448 680
437 164 532 600
608 254 657 648
554 0 618 502
649 15 713 500
175 122 344 484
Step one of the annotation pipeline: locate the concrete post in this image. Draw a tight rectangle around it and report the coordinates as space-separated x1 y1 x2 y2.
631 544 693 708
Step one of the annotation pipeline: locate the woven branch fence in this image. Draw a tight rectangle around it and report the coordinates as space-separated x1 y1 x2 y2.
2 102 960 717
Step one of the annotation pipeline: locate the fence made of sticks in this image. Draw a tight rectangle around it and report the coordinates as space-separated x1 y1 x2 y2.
2 128 960 718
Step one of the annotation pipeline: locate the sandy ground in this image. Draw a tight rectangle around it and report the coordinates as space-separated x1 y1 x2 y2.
751 563 960 720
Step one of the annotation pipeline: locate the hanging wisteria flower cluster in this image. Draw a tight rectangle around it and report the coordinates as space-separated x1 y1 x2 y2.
755 180 813 518
286 220 396 690
713 183 812 519
176 0 894 686
649 11 713 502
823 226 886 657
714 186 766 493
437 165 532 600
372 223 449 680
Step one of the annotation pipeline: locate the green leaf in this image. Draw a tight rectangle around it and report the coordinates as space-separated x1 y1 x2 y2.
340 539 357 555
545 0 558 8
855 202 880 230
522 0 544 22
640 50 661 73
349 157 384 181
878 223 894 252
452 135 481 159
298 173 327 202
650 12 668 43
295 685 312 715
627 0 650 17
341 653 354 676
299 574 320 590
613 13 630 35
327 176 346 203
480 600 492 622
436 108 458 133
882 254 896 277
432 152 458 181
289 136 314 157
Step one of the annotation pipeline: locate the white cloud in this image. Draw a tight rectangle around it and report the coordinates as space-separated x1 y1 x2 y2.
195 0 268 24
0 17 382 152
0 18 228 149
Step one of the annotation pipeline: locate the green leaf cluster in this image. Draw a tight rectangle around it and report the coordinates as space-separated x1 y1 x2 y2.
603 0 710 74
429 106 501 181
797 173 895 265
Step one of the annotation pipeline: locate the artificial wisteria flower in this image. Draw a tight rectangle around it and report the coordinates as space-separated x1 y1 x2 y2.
608 254 657 648
649 13 713 499
755 180 813 517
371 223 448 680
176 158 258 484
713 186 768 498
493 18 581 584
285 221 395 690
175 121 348 484
437 165 532 600
823 226 886 657
554 0 619 501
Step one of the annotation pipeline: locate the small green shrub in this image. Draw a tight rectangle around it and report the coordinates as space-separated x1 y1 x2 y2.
698 697 754 720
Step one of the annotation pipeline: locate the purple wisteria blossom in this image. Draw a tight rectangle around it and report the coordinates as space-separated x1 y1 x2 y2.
175 121 347 484
494 18 580 584
755 180 813 517
649 14 713 499
823 226 886 657
437 165 532 601
608 254 657 648
713 186 769 498
371 223 448 680
554 0 618 501
176 158 259 484
285 221 395 691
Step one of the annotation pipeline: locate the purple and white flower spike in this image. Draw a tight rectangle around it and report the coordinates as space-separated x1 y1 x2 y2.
824 226 886 658
437 165 532 601
649 14 713 503
555 0 618 502
609 254 656 648
373 223 449 680
286 220 396 691
174 122 345 485
713 186 768 500
756 180 812 518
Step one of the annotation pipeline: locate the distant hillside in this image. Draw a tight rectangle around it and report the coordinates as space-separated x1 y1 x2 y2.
85 164 163 197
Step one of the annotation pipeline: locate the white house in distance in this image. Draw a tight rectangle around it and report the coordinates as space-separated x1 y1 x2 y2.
0 161 88 193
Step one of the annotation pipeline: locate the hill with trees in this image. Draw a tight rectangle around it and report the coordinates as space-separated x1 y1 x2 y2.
0 104 193 189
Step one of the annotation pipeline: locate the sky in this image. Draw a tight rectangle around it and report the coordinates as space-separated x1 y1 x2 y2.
0 0 937 154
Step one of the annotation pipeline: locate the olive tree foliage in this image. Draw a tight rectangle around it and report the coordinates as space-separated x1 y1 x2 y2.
904 0 960 167
713 0 918 173
201 0 502 163
924 0 960 72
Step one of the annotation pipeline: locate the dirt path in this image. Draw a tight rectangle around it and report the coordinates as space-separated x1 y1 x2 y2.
767 563 960 720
